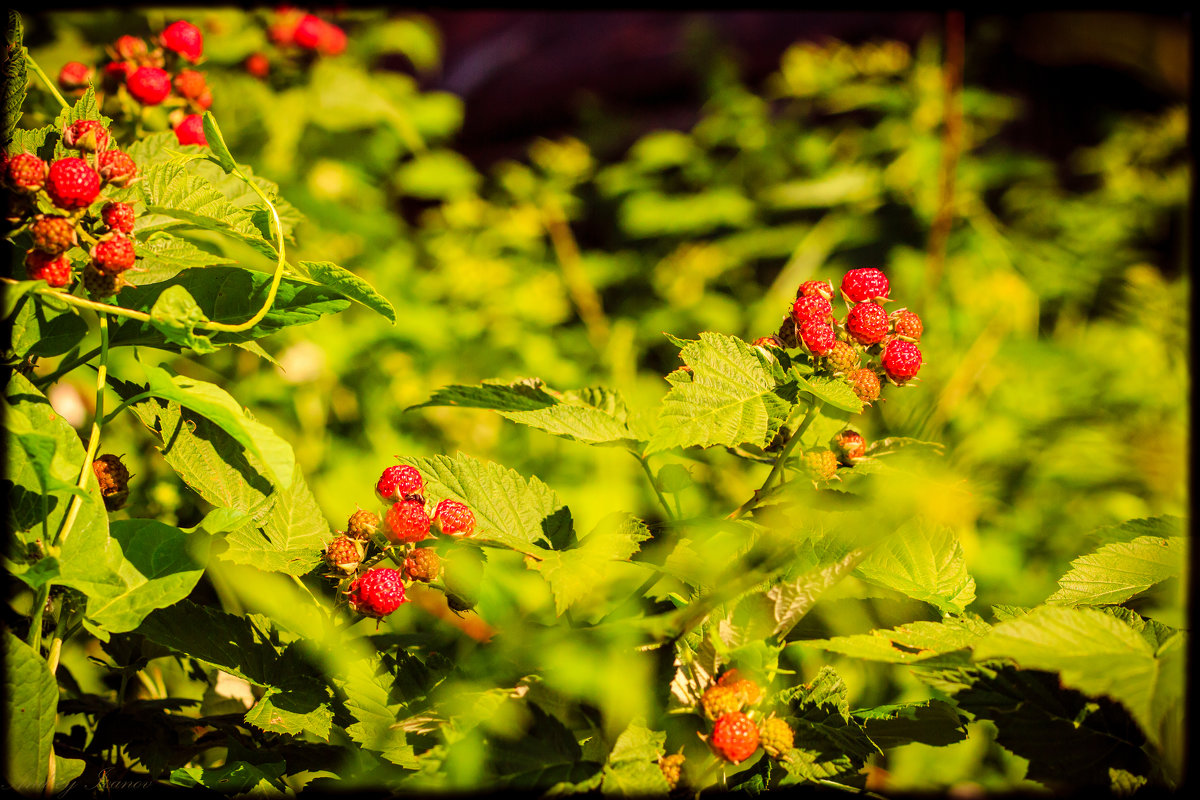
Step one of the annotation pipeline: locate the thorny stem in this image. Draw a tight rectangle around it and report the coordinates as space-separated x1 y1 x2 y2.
727 400 822 520
633 451 676 521
25 51 70 110
542 197 610 352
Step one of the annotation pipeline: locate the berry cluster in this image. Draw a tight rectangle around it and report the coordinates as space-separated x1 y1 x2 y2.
695 669 795 765
319 463 479 622
57 19 211 147
242 10 347 82
3 124 141 297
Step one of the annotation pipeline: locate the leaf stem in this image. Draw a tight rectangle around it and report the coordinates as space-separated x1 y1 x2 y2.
633 451 675 521
24 51 70 110
53 315 109 549
728 399 822 520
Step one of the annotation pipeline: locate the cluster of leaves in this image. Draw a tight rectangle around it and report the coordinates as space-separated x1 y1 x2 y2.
4 8 1188 797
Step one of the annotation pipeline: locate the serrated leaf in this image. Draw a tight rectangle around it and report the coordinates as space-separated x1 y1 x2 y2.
800 615 991 664
600 720 670 795
6 126 53 157
790 368 862 413
339 655 419 767
148 285 216 354
292 260 396 323
244 683 334 740
128 232 236 286
138 162 276 258
487 704 593 789
768 546 869 638
398 453 574 553
170 761 287 795
647 332 795 454
3 11 27 142
854 700 967 748
778 666 878 787
1046 534 1186 607
3 631 58 793
854 520 976 614
219 460 328 576
136 600 285 686
5 291 88 358
529 514 651 615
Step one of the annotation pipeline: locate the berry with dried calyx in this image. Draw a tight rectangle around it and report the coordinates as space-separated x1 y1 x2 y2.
801 449 838 482
98 149 138 187
376 464 424 503
91 233 136 275
710 712 759 763
161 20 204 62
29 216 78 255
840 267 890 303
403 547 441 582
6 153 48 193
826 340 860 374
324 535 362 573
385 499 431 544
126 67 172 105
101 202 135 234
82 264 124 299
845 300 889 345
62 120 110 153
46 157 100 209
173 69 208 101
758 717 795 759
701 684 743 721
174 114 208 147
347 567 408 618
848 367 881 404
882 339 923 384
796 279 834 300
792 294 833 325
92 454 130 511
346 508 380 540
834 430 866 463
658 754 685 790
434 499 475 536
798 318 836 356
58 61 93 90
25 250 73 288
891 308 923 341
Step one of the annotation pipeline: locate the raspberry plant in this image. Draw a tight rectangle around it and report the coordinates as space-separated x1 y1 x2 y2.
3 8 1188 797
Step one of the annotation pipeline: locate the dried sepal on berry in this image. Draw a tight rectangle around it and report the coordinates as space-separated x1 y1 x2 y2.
376 464 424 503
346 508 380 540
323 534 363 574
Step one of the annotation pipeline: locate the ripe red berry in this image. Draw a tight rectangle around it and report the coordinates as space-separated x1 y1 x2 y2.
245 53 270 79
891 308 923 341
161 20 204 62
113 35 149 61
385 499 431 544
98 150 138 187
174 114 208 147
834 430 866 463
845 301 889 345
347 568 408 618
25 250 73 288
792 294 832 325
126 67 172 105
434 499 475 536
91 234 136 275
293 14 327 50
6 153 48 193
403 547 441 582
798 318 836 356
848 367 881 403
101 202 136 234
376 464 424 503
58 61 92 90
882 339 923 383
92 454 131 510
29 216 78 255
797 279 834 300
346 509 380 540
710 712 759 763
318 23 347 56
173 69 207 100
324 535 362 573
62 120 110 153
46 158 101 209
840 267 890 303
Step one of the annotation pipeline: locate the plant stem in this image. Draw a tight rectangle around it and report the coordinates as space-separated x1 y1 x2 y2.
542 197 609 352
33 345 102 389
633 451 675 521
101 390 154 426
53 315 109 549
24 52 70 110
727 400 822 520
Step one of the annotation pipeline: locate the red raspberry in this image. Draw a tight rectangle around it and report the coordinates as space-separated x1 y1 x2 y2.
347 568 408 618
174 114 208 147
801 449 838 482
91 454 130 511
318 23 347 56
161 20 204 62
840 268 890 303
791 294 832 325
710 712 759 763
245 52 270 79
90 234 136 275
173 69 207 101
376 464 424 502
346 509 380 540
58 61 92 90
324 535 362 573
126 67 172 105
46 158 101 209
25 250 73 288
103 61 132 89
798 318 836 356
293 14 328 49
834 430 866 463
62 120 110 153
826 340 860 373
758 717 795 759
845 301 889 345
101 202 135 234
402 547 441 582
796 279 833 300
891 308 923 341
882 339 922 383
194 89 213 111
29 216 78 255
113 35 149 61
434 499 475 536
6 153 48 193
385 499 431 544
848 367 881 403
83 265 123 299
98 150 138 187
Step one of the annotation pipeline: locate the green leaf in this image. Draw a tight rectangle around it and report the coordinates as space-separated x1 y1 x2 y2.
854 700 967 748
3 11 27 142
6 125 53 158
128 232 236 286
414 380 641 445
768 545 870 638
170 761 287 795
394 149 481 199
148 285 217 354
529 514 651 615
244 683 334 740
487 704 593 789
2 631 57 793
201 112 236 173
4 291 88 358
292 260 396 323
647 332 794 454
971 606 1181 751
137 600 283 685
398 453 574 553
599 719 671 795
6 406 91 502
790 369 863 413
339 654 419 767
1046 533 1186 607
219 460 328 576
778 666 878 787
799 615 990 664
854 520 976 614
